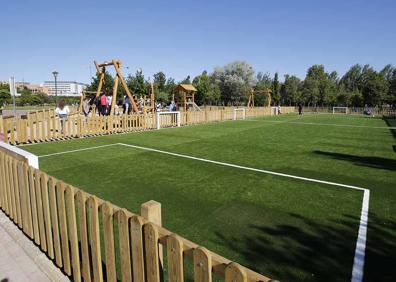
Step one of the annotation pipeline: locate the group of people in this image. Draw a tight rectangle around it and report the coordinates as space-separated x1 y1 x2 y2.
94 94 155 116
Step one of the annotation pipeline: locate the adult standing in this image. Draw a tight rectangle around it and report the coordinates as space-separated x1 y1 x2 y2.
107 95 113 115
298 104 303 115
55 99 70 134
100 93 108 116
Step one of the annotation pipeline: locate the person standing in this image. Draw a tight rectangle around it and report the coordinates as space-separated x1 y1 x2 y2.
298 104 303 115
107 95 113 115
100 93 108 116
55 99 70 134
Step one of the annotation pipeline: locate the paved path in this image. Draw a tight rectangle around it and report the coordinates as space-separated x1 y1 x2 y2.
0 210 69 282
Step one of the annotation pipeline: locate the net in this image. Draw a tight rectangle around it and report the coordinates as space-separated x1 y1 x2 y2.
233 108 246 120
333 107 349 114
156 111 181 129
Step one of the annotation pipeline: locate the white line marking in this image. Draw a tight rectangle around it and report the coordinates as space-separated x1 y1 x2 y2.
352 189 369 282
37 141 370 282
38 143 119 158
245 119 396 130
118 142 369 282
118 143 365 190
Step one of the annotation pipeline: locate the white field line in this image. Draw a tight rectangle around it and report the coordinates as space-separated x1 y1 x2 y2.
38 143 119 158
117 143 369 282
352 189 369 282
244 119 396 130
37 142 369 282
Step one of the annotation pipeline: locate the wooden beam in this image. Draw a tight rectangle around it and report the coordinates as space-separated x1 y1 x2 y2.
112 60 139 113
110 75 119 116
97 60 122 68
150 83 155 114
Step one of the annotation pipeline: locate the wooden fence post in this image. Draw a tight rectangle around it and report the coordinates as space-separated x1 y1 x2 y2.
102 202 116 282
141 200 163 266
167 234 184 282
225 263 247 282
194 247 212 282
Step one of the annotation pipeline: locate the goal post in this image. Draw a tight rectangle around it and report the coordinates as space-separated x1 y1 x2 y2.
156 111 181 130
333 107 349 114
233 108 246 120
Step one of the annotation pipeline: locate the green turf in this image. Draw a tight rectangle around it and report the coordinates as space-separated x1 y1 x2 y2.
22 113 396 282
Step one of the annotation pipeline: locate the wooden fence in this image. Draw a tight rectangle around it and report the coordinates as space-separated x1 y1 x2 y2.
0 145 277 282
1 107 295 145
303 106 396 116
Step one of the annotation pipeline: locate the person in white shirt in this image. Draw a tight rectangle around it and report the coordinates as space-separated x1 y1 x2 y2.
55 100 70 134
107 95 113 115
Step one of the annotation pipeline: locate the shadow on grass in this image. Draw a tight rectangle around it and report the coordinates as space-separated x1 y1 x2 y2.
213 212 396 282
383 117 396 153
313 150 396 171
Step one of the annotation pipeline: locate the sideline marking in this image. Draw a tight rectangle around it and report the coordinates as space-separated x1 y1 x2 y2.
38 142 369 282
245 119 396 130
117 143 369 282
38 143 119 158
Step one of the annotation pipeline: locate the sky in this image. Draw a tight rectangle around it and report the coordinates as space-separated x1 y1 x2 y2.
1 0 395 84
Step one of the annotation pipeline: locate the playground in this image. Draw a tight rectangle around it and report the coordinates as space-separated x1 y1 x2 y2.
19 113 396 282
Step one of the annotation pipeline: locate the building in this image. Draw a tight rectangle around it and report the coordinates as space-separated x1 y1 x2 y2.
15 82 49 94
41 81 87 97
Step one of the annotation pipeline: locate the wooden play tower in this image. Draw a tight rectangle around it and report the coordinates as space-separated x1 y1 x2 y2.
248 88 272 107
175 84 199 111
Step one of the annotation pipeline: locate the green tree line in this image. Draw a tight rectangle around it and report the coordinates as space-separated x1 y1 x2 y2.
3 61 395 108
87 61 396 107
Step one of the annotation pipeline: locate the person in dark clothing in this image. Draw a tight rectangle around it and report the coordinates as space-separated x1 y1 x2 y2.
298 104 303 115
95 97 102 116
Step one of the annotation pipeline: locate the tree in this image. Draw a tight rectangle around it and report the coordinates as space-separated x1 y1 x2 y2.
340 64 363 93
0 87 11 106
281 75 301 105
86 70 114 95
180 75 191 84
300 65 339 106
193 71 220 105
302 78 320 106
360 65 388 106
153 75 177 102
153 71 166 92
255 72 272 106
212 61 255 105
127 69 148 97
272 72 280 104
389 69 396 106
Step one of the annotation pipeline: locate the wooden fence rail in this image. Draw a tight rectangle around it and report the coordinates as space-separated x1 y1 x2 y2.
1 107 295 145
0 146 278 282
303 106 396 116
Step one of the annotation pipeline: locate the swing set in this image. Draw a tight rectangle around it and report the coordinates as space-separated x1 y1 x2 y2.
247 88 272 108
81 59 155 116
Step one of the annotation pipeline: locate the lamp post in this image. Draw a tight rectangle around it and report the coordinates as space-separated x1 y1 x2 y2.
52 71 59 105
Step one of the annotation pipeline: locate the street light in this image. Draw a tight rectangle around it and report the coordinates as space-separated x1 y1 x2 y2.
52 71 59 105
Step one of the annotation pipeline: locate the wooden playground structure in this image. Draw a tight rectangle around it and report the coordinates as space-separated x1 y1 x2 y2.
83 59 155 116
248 88 272 108
174 84 201 111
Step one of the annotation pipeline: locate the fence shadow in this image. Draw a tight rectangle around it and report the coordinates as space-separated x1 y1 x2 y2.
214 212 396 282
383 117 396 153
383 117 396 139
313 150 396 171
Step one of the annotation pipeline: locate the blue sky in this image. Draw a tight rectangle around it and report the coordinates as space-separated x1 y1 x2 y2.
1 0 395 84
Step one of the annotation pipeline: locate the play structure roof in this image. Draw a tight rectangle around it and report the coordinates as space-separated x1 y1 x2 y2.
176 84 197 92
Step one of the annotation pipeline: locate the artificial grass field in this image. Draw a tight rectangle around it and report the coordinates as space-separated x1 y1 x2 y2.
23 113 396 282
